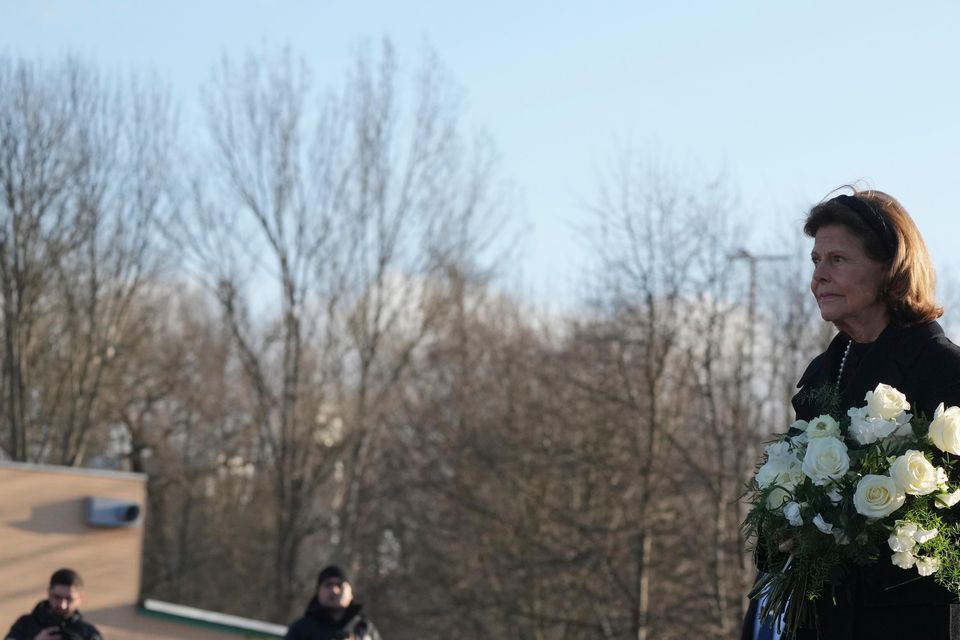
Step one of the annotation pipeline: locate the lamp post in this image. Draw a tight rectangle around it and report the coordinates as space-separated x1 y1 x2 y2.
728 248 789 342
728 247 790 628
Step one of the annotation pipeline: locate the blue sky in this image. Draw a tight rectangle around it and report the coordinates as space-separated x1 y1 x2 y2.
4 1 960 308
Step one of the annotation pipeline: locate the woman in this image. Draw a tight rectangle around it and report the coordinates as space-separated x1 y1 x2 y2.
745 189 960 640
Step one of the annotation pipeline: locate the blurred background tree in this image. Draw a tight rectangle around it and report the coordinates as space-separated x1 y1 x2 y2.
0 45 857 639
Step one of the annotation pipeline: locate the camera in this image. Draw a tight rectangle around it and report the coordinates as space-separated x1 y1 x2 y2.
335 620 368 640
56 619 84 640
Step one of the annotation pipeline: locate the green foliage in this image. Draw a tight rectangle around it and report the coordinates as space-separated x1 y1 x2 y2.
795 382 843 420
900 495 960 594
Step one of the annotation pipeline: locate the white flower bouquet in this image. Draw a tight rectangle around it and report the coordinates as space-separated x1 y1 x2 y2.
743 383 960 638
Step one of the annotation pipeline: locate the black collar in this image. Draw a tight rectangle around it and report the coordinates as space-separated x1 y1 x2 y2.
797 321 943 390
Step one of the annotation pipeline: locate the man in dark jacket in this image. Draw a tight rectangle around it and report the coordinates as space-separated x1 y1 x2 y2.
5 568 102 640
284 565 381 640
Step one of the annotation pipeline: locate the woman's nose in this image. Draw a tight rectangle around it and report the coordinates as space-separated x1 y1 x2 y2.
813 262 828 281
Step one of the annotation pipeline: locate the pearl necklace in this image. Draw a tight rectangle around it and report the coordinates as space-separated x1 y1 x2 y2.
836 340 853 387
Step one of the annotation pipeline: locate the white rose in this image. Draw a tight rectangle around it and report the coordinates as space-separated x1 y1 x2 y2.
756 458 803 490
891 418 914 438
766 441 792 458
935 488 960 509
813 513 834 534
848 406 903 445
766 485 791 509
756 442 802 489
937 467 949 490
854 474 905 518
888 522 918 552
790 432 810 447
929 403 960 455
755 460 780 488
783 501 803 526
789 419 809 433
865 383 910 421
806 415 841 439
847 405 869 430
892 551 917 569
889 450 939 495
914 527 938 544
916 556 941 576
801 437 850 486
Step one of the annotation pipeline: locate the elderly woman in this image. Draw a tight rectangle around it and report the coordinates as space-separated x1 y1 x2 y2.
745 189 960 640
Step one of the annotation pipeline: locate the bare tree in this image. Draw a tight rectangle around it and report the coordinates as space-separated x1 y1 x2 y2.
0 50 843 640
0 56 175 463
582 160 727 640
169 41 505 620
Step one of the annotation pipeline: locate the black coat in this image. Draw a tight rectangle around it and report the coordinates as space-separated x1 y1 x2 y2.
284 597 381 640
744 321 960 640
794 320 960 424
5 600 102 640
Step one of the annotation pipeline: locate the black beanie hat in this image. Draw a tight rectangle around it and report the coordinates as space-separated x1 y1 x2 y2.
316 565 349 587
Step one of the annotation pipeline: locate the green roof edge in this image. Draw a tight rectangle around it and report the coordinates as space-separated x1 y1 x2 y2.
138 600 286 638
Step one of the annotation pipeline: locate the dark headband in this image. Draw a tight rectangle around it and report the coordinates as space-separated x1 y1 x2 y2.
834 194 898 258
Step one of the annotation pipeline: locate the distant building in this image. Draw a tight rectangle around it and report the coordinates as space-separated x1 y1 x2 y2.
0 462 285 639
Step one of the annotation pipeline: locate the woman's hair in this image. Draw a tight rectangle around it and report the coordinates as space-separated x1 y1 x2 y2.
804 188 942 324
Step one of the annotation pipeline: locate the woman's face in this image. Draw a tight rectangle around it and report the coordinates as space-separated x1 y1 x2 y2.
810 224 889 340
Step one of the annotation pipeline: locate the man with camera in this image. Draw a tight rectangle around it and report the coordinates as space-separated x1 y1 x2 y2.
284 565 381 640
5 569 102 640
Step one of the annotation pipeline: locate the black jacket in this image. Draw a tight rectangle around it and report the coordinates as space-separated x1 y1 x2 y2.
794 320 960 423
5 600 102 640
284 597 381 640
745 321 960 640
